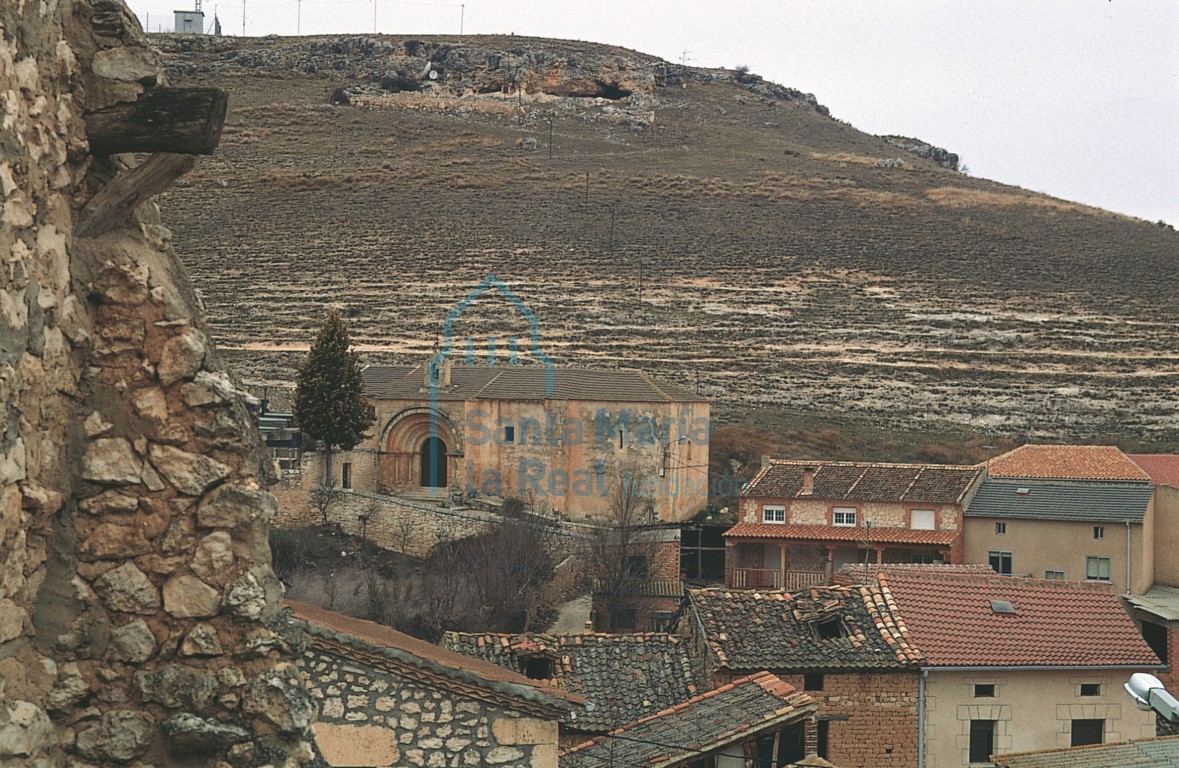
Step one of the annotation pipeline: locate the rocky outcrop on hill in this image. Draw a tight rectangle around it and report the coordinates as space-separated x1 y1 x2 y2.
154 33 834 115
882 135 960 170
0 1 315 765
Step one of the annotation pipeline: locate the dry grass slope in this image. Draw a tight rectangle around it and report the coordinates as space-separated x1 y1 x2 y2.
155 34 1179 445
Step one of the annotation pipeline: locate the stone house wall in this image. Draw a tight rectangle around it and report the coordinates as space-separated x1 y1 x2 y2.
299 648 559 768
0 2 314 765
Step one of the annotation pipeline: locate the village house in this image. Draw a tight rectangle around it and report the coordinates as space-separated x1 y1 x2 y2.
589 524 685 632
321 362 711 521
1124 454 1179 692
873 567 1161 767
559 672 821 768
725 460 983 590
441 631 704 746
679 584 923 768
963 445 1155 593
287 601 581 768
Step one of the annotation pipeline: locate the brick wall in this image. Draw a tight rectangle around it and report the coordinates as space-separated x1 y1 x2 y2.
300 648 559 768
591 594 683 633
717 670 919 768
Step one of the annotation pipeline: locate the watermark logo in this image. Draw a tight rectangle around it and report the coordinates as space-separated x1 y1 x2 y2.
425 274 737 505
426 274 554 493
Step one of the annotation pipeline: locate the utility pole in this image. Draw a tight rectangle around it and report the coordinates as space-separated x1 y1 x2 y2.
609 201 617 252
241 0 245 36
460 4 464 37
548 116 553 159
584 171 589 206
638 258 643 304
373 0 377 33
297 0 301 34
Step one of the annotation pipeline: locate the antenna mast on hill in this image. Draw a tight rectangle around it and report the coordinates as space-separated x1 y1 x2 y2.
241 0 245 35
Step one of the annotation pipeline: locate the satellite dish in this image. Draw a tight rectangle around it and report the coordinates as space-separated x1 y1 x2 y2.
428 70 438 80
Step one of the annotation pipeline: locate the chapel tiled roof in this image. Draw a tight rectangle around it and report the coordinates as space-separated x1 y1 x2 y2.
362 364 709 403
965 478 1153 523
985 444 1150 481
877 570 1162 668
440 632 703 733
992 735 1179 768
832 563 994 586
285 601 581 717
743 460 980 504
560 672 815 768
688 586 921 672
724 523 959 546
1129 454 1179 488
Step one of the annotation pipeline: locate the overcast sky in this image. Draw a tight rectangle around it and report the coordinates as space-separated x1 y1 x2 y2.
135 0 1179 225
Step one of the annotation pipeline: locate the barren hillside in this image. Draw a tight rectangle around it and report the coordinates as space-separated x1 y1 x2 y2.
154 33 1179 444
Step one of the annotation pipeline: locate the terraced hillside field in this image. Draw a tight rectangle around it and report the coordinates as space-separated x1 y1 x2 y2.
154 34 1179 445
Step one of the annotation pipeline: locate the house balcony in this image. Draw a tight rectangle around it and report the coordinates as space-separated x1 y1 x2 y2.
729 568 826 591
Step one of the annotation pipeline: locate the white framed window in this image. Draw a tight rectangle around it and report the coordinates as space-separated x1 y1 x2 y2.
1086 556 1111 581
1093 526 1104 540
762 505 785 524
995 522 1007 535
910 509 935 530
1044 569 1065 580
832 507 856 527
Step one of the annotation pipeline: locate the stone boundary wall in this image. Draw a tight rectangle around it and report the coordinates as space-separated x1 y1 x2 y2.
273 483 597 559
300 648 559 768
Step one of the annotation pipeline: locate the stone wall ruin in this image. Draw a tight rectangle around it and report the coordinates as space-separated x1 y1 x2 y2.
1 1 315 765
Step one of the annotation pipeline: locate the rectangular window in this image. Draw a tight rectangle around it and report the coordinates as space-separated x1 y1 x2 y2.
911 509 936 530
1044 570 1065 580
503 425 515 443
988 551 1013 576
610 608 637 630
652 611 675 633
1093 526 1104 540
762 505 786 524
912 552 937 565
969 720 995 764
817 720 829 759
1071 719 1103 747
341 462 352 490
995 522 1007 535
804 673 824 691
1080 683 1101 696
974 684 995 698
1086 556 1111 581
833 507 856 527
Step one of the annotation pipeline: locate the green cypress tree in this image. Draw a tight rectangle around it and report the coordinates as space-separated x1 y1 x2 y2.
294 310 375 482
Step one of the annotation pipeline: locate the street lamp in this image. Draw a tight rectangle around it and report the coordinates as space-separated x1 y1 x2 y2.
1125 673 1179 721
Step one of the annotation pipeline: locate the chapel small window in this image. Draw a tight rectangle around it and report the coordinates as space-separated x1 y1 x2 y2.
974 684 995 697
804 673 825 691
1080 683 1101 697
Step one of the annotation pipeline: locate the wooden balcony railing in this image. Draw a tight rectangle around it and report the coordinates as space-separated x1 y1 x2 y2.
729 569 826 591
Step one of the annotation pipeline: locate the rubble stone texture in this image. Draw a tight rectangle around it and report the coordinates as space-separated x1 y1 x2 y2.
0 1 316 765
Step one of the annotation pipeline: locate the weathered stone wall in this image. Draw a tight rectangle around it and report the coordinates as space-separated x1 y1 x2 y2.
273 483 500 557
0 1 314 764
300 648 558 768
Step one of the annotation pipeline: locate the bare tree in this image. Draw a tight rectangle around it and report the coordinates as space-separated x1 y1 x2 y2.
309 480 344 526
588 465 659 628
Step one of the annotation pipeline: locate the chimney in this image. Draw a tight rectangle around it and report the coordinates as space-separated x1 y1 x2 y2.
761 455 772 470
801 466 816 495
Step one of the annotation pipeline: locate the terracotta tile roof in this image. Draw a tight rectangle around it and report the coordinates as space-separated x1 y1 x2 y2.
724 522 958 546
687 586 920 672
743 460 980 504
985 444 1149 481
993 734 1179 768
362 364 709 403
560 672 816 768
1129 454 1179 487
966 478 1152 523
440 631 703 733
876 571 1162 668
285 601 582 715
832 563 994 586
